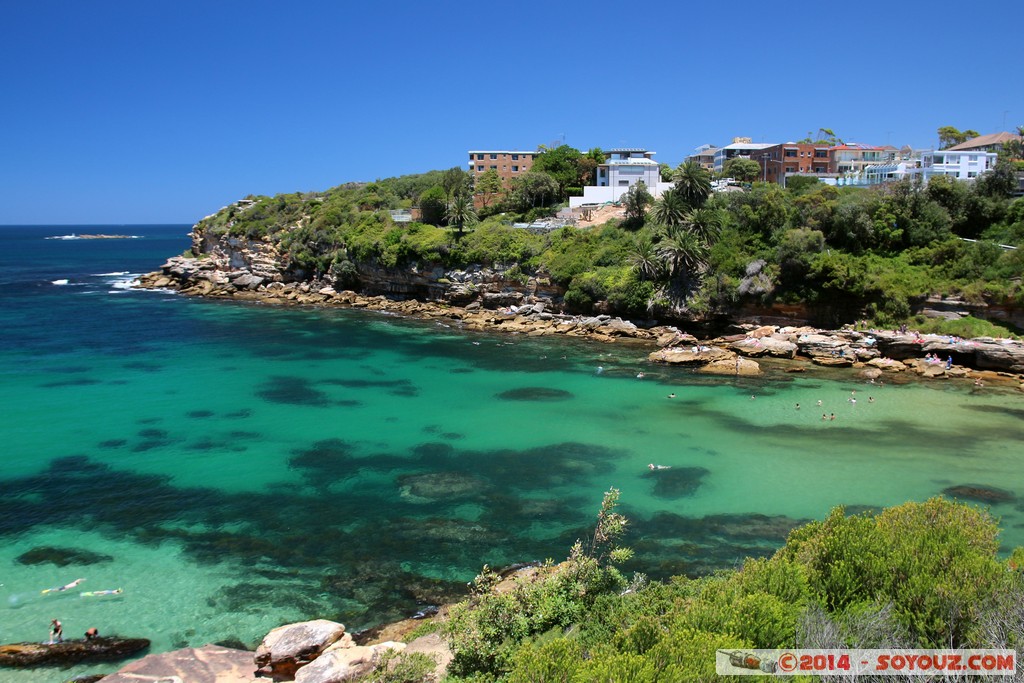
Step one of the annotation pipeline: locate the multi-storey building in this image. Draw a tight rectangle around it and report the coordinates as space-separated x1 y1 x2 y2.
569 148 674 208
713 140 775 174
752 143 832 185
908 150 999 182
829 143 898 175
467 150 537 189
685 144 718 172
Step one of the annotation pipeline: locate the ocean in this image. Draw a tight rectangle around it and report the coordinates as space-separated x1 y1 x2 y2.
1 224 1022 681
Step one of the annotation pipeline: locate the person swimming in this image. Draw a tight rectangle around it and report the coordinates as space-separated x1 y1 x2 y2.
42 578 85 594
648 464 671 470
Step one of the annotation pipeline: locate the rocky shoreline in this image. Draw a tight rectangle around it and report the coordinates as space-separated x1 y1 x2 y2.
136 258 1024 387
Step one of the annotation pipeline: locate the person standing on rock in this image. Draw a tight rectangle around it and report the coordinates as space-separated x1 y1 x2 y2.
49 619 63 644
84 627 99 640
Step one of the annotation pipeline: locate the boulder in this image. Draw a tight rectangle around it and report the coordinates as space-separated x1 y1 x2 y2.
649 346 734 365
100 644 255 683
730 335 797 358
699 357 761 376
866 357 908 372
230 272 264 290
294 642 404 683
810 355 855 367
254 620 346 680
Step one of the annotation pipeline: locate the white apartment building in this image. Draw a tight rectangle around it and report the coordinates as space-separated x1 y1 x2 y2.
570 148 674 208
909 150 998 182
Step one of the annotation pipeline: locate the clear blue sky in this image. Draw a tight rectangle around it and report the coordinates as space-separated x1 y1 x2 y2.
2 0 1020 225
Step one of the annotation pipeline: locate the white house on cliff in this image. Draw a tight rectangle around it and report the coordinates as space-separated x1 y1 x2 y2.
569 148 675 208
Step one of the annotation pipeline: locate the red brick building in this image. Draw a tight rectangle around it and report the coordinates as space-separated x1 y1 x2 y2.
467 150 537 189
752 143 832 185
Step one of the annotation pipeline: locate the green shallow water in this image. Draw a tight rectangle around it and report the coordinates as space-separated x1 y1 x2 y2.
1 226 1023 681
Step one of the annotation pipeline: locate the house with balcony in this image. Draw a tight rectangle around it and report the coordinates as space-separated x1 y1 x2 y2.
713 139 775 174
685 144 718 172
829 143 898 175
906 150 998 182
752 143 834 186
569 148 674 208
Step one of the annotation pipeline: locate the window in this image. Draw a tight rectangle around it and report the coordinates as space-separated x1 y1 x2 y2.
502 166 506 171
968 171 977 178
490 165 497 170
490 154 497 160
785 149 797 157
476 154 484 160
477 165 484 172
512 154 519 160
815 150 828 158
512 165 519 172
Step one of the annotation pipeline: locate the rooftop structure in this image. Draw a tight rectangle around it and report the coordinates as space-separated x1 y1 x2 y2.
946 131 1021 152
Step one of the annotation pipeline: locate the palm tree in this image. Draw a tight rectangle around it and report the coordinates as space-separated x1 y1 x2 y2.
627 236 662 281
656 225 708 280
651 189 688 229
672 161 712 208
685 207 723 245
445 191 478 237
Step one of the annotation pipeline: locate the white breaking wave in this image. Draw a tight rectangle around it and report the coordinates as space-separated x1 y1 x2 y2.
109 274 141 290
51 279 69 285
94 271 130 277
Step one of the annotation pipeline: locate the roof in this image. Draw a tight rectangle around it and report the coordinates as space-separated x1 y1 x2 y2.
721 142 775 151
947 132 1022 151
467 150 537 155
830 143 888 151
604 148 653 154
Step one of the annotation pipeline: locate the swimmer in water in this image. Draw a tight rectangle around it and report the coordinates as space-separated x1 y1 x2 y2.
42 578 85 594
648 464 671 470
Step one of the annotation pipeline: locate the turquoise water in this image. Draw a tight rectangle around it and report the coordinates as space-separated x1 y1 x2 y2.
2 225 1023 681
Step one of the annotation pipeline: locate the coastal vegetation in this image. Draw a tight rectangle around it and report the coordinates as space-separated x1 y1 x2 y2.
435 493 1023 682
193 145 1024 335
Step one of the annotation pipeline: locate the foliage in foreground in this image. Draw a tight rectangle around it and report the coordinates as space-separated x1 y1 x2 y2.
440 496 1024 682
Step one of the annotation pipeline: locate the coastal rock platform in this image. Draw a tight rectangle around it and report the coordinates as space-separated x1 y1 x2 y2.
0 637 149 667
136 258 1024 386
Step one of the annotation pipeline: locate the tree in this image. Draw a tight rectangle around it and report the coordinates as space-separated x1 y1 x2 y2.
722 158 761 183
509 172 560 212
798 128 845 146
418 186 447 226
475 169 502 209
445 191 478 236
974 160 1019 199
937 126 980 149
441 166 471 203
657 225 708 279
532 144 584 199
672 161 712 208
651 189 688 228
686 207 724 245
628 235 662 280
621 181 653 228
